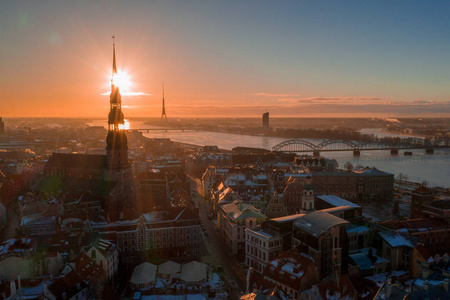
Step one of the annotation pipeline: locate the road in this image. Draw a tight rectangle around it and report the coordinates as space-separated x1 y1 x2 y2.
197 199 247 298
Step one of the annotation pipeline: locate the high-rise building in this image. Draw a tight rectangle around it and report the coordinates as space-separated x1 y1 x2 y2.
262 112 269 128
0 117 4 135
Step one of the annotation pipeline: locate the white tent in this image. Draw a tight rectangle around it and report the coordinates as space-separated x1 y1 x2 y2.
180 261 207 285
158 260 181 279
130 262 157 289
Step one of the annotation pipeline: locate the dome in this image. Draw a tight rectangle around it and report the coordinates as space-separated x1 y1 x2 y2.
106 131 128 150
108 107 125 125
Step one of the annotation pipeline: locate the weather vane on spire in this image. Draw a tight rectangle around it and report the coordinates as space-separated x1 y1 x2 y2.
112 35 115 45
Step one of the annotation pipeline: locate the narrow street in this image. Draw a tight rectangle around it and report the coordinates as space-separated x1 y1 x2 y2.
198 199 247 298
0 198 20 241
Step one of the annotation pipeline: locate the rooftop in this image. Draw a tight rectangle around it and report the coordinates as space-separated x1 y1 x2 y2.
294 211 349 237
378 231 419 248
317 195 361 208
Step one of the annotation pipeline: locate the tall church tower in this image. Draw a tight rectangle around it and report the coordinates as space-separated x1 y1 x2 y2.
105 38 135 220
107 38 128 169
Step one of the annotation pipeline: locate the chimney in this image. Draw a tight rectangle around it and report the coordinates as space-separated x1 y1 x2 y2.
386 283 392 298
246 267 253 294
422 268 430 279
444 278 449 292
423 282 429 291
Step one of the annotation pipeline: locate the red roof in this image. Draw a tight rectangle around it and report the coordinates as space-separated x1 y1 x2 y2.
248 271 277 295
76 252 105 282
380 217 448 231
317 275 356 300
48 270 86 299
263 248 318 291
414 185 433 194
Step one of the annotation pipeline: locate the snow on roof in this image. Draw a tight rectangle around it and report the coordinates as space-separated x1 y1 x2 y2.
349 253 374 271
378 231 418 248
317 195 360 208
365 273 387 287
222 201 266 221
130 262 157 285
345 224 370 234
352 167 392 176
0 237 35 257
21 213 56 226
246 228 276 240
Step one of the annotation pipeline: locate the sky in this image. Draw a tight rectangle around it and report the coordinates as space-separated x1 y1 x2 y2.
1 0 450 118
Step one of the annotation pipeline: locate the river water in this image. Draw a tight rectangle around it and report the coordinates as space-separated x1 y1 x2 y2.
89 120 450 188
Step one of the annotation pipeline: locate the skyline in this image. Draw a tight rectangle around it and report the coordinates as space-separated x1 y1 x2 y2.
2 1 450 118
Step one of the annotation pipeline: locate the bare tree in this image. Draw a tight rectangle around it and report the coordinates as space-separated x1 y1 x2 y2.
344 161 354 172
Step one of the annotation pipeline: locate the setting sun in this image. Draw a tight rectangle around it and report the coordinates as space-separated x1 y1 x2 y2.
112 71 131 93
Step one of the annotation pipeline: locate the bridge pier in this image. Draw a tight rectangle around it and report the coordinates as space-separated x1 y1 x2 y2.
425 148 434 154
390 149 398 155
313 150 320 157
353 150 360 156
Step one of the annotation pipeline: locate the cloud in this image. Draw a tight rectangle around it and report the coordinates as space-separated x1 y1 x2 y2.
162 99 449 117
295 96 384 103
252 92 300 97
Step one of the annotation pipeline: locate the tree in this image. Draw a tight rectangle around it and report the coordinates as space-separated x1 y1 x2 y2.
344 161 354 172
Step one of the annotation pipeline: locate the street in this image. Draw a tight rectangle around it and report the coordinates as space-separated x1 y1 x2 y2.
197 199 247 298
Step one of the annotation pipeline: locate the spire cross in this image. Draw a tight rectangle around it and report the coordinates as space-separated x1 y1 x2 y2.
112 35 115 46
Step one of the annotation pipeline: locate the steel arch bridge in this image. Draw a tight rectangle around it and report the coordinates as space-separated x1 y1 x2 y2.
272 139 318 152
272 138 449 153
272 139 361 152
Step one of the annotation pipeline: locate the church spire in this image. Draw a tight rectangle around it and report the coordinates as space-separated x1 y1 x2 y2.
108 36 124 131
112 36 117 75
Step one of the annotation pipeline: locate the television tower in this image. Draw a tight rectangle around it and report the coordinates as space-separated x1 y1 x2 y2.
161 84 168 122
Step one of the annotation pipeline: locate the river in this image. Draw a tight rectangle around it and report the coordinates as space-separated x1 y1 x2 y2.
88 120 450 188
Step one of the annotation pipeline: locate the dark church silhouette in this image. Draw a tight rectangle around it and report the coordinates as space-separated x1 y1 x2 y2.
43 40 135 221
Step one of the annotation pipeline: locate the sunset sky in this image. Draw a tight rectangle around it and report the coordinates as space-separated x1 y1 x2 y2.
1 0 450 118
